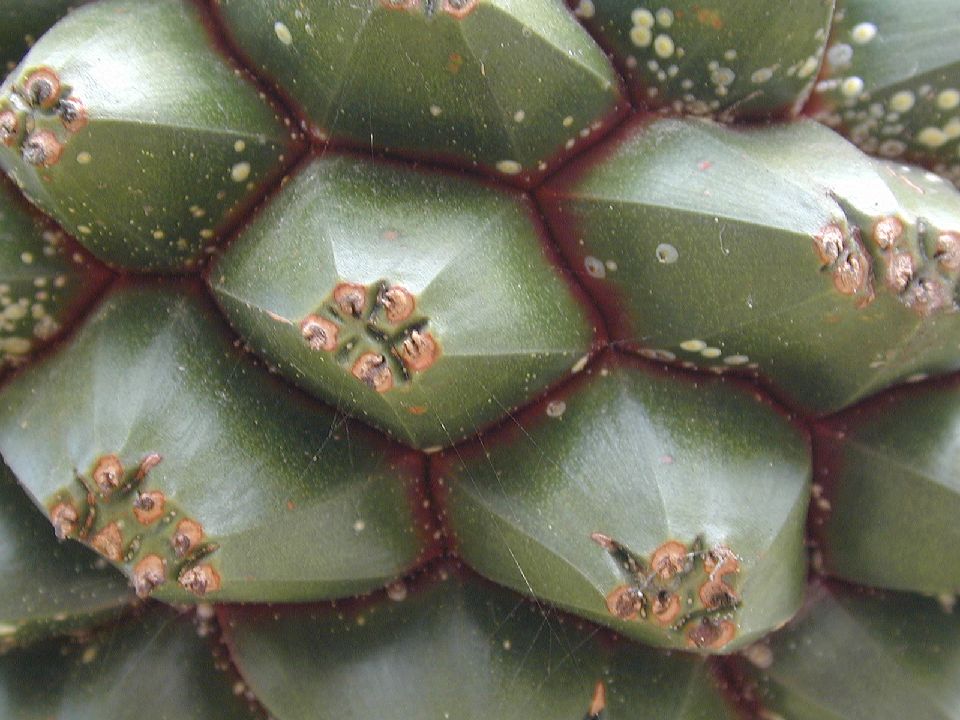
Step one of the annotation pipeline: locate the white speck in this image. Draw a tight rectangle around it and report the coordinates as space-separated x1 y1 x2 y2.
584 256 605 278
724 354 750 365
841 76 864 98
851 22 877 44
274 21 293 46
496 160 522 175
231 161 251 182
630 25 652 48
827 44 853 68
743 643 774 669
680 339 706 352
562 115 574 127
387 580 408 602
655 243 678 264
632 8 655 27
723 49 737 61
751 68 774 84
701 347 722 359
937 89 960 111
503 639 512 650
234 140 246 152
655 8 674 27
76 151 92 165
353 519 365 532
152 230 165 240
797 56 819 78
77 225 92 235
429 104 442 116
605 259 617 272
546 400 566 418
571 354 590 373
513 110 525 122
653 34 675 58
573 0 595 18
917 127 948 148
889 90 915 113
20 252 34 264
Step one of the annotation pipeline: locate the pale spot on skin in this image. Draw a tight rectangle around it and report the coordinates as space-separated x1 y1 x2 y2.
917 127 948 148
429 104 442 117
654 34 675 59
632 8 655 27
76 151 92 164
513 110 525 123
234 140 246 152
655 8 674 27
701 347 722 359
841 76 864 98
630 25 652 48
937 89 960 111
680 339 707 352
584 256 606 278
495 160 521 175
851 22 877 44
751 68 773 84
274 21 293 46
724 355 750 365
546 400 566 418
889 91 915 113
573 0 595 19
231 161 251 182
656 243 678 264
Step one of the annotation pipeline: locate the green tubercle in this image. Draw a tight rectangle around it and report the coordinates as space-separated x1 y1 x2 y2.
0 463 132 648
742 582 960 720
214 0 625 186
538 117 960 415
0 0 300 271
811 0 960 187
570 0 834 120
0 175 109 369
435 354 811 653
0 607 258 719
812 375 960 595
0 282 434 603
211 152 599 450
222 563 739 720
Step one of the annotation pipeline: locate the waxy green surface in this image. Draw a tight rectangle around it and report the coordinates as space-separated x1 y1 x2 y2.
0 463 131 646
436 355 810 652
222 565 738 720
0 283 432 603
813 376 960 594
745 583 960 720
0 608 257 720
0 0 74 76
811 0 960 188
0 175 109 368
214 0 625 187
539 117 960 415
571 0 833 120
0 0 297 271
211 153 598 450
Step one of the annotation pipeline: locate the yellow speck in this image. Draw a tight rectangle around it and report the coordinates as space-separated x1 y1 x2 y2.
702 347 722 359
632 8 655 27
562 115 574 127
797 56 819 78
751 68 773 84
841 76 864 98
851 22 877 44
231 161 252 183
655 8 674 27
152 230 165 240
234 140 246 152
937 89 960 111
653 34 675 59
274 21 293 46
889 90 915 113
630 25 652 48
429 104 442 117
496 160 522 175
76 151 92 165
917 127 948 148
20 252 34 264
680 340 707 352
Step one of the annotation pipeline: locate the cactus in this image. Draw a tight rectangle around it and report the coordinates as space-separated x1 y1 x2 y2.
0 1 959 718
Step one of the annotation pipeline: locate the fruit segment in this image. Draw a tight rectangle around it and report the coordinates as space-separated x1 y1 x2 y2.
811 0 960 188
0 0 299 271
741 582 960 720
211 153 598 450
222 564 739 720
0 463 131 647
214 0 626 187
812 375 960 594
0 175 109 370
539 116 960 415
570 0 834 120
0 282 434 603
436 354 810 652
0 608 258 720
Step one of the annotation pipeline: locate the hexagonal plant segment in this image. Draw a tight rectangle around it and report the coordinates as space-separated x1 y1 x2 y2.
210 152 600 449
